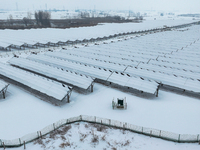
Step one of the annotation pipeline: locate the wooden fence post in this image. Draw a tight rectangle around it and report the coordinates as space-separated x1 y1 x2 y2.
197 134 199 143
178 134 180 142
142 127 143 133
23 141 26 149
159 130 161 137
91 84 93 93
37 131 40 138
19 138 21 145
3 91 5 99
3 142 5 150
150 130 152 138
67 95 70 103
40 131 42 138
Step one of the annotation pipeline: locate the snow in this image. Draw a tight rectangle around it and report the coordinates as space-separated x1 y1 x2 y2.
0 19 197 48
0 63 71 100
0 83 200 141
46 51 130 71
107 72 158 94
27 52 158 94
0 79 8 91
0 19 200 149
28 54 112 81
125 66 200 93
4 122 200 150
8 57 94 90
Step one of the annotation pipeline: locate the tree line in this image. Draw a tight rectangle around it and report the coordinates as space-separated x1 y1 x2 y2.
6 11 51 27
1 10 142 29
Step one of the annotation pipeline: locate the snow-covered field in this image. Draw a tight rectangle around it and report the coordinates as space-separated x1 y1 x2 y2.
11 122 200 150
0 18 197 49
1 82 200 140
0 18 200 149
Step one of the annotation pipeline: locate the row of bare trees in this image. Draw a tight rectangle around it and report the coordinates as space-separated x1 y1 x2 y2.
2 10 140 29
6 11 51 27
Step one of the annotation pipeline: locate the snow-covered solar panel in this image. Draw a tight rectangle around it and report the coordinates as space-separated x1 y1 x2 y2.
107 72 159 94
0 63 71 101
0 41 13 48
27 54 112 81
0 80 9 92
169 51 200 58
107 27 200 56
8 57 94 90
125 66 200 93
66 47 158 61
0 23 199 50
92 45 167 56
162 54 200 62
148 60 200 73
157 56 200 66
138 63 200 80
46 51 129 72
61 49 152 63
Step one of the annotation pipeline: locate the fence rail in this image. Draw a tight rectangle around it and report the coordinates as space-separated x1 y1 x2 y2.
0 115 199 148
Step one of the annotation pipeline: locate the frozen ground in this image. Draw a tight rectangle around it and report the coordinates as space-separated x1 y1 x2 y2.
0 82 200 140
0 18 200 149
0 16 198 49
8 122 200 150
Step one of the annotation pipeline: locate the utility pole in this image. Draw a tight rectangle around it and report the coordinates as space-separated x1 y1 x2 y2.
16 2 18 11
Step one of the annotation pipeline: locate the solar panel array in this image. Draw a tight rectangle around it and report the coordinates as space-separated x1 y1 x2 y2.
107 72 159 94
8 57 94 91
0 22 195 51
1 24 200 100
27 54 112 81
0 28 145 50
0 63 72 101
26 53 159 95
122 26 200 93
47 25 199 94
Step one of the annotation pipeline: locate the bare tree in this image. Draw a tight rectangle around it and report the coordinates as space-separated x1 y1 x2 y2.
23 17 28 26
80 12 90 18
113 15 121 21
35 11 39 25
8 14 14 26
35 11 51 27
23 12 32 27
43 11 51 26
27 12 32 20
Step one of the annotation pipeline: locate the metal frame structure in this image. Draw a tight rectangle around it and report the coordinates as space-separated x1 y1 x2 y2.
0 83 9 99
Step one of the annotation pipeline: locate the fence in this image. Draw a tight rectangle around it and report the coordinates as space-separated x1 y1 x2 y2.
0 115 199 148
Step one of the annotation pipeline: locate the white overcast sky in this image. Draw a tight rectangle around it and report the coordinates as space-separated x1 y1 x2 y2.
0 0 200 13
